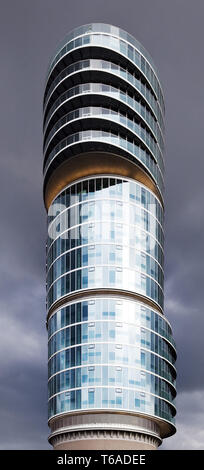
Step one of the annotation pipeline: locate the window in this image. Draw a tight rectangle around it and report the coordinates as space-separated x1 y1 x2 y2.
109 271 115 283
88 389 94 406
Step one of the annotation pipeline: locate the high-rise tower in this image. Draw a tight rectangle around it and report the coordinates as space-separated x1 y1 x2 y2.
43 24 176 450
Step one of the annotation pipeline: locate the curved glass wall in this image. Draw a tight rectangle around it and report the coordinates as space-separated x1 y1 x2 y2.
48 321 175 364
46 245 164 291
44 106 164 175
47 297 176 424
44 82 164 152
48 367 175 404
48 343 176 387
45 24 165 114
43 59 164 134
48 388 175 424
44 24 176 442
47 177 164 311
44 130 164 197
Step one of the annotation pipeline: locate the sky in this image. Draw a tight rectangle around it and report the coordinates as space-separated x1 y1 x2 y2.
0 0 203 449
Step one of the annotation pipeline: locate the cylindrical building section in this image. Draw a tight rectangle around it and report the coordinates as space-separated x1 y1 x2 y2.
43 23 176 450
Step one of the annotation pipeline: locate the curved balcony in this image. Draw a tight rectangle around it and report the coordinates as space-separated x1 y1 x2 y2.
43 130 165 199
44 24 177 445
43 58 164 134
43 83 164 153
43 108 164 176
44 24 165 114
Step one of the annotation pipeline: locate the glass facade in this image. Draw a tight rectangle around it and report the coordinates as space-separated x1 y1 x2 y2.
43 59 164 133
44 105 164 169
45 24 165 113
47 297 176 422
46 177 176 425
43 23 176 446
44 83 164 151
47 178 164 310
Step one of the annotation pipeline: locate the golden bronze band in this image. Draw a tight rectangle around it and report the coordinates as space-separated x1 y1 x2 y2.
44 152 163 210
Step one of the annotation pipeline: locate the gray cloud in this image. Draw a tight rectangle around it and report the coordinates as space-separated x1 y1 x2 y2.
0 0 203 449
161 391 204 450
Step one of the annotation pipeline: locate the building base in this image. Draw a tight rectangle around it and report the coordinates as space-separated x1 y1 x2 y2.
48 411 162 450
51 430 160 450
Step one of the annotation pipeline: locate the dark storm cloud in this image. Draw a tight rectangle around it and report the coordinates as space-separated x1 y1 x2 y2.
0 0 203 449
161 390 204 450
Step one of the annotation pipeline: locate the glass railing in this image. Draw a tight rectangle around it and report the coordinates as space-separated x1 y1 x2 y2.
48 24 158 75
44 58 164 134
43 129 164 197
44 82 165 153
45 24 165 114
44 106 164 175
